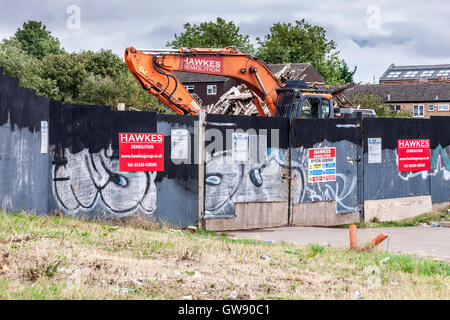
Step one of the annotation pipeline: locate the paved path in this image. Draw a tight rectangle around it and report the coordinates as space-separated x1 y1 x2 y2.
228 226 450 261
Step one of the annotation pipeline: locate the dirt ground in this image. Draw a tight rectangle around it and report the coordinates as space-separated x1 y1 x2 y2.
0 213 448 300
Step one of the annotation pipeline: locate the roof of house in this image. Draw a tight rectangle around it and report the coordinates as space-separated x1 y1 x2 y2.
380 63 450 82
173 63 318 83
344 82 450 103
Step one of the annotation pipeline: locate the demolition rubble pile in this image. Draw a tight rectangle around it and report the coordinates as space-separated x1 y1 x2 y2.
204 63 357 115
205 63 310 116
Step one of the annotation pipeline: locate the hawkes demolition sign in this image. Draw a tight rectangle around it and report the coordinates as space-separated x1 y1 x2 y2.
119 133 164 172
181 56 223 74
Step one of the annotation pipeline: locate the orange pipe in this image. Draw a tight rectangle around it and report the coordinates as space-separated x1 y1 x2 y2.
349 224 358 250
360 233 389 252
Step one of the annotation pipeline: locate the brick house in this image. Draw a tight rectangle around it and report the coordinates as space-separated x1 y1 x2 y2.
380 64 450 84
173 63 324 106
345 82 450 118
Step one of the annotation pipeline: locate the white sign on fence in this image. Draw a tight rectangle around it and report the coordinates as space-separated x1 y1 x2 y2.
232 132 249 162
368 138 382 164
40 121 48 154
171 129 189 160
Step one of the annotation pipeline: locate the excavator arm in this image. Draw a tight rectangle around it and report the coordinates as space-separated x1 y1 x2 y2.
124 47 283 116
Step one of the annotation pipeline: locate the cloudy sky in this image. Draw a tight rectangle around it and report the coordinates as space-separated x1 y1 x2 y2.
0 0 449 83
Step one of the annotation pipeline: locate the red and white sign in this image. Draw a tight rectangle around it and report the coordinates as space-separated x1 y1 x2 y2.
398 139 430 172
119 133 164 172
181 56 223 74
308 147 336 183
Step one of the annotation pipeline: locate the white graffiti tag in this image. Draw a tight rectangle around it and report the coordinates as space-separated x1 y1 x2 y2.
53 147 157 217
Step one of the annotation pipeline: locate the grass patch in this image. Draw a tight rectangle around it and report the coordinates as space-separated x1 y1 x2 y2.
0 211 448 300
338 210 449 229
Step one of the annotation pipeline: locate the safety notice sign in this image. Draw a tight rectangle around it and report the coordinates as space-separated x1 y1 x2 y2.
308 147 336 183
368 138 382 164
398 139 430 172
171 129 189 160
119 133 164 172
232 132 249 162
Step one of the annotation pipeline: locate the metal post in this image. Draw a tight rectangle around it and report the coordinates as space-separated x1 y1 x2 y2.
356 113 365 223
197 110 206 229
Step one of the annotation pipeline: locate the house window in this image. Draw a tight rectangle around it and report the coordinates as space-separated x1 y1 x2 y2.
438 104 450 111
420 70 434 77
428 105 435 112
404 71 418 78
184 85 195 93
386 71 401 78
390 105 401 111
437 70 450 77
207 85 217 95
413 105 424 117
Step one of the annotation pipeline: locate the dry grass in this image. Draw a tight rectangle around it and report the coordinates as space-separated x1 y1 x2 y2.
0 211 448 300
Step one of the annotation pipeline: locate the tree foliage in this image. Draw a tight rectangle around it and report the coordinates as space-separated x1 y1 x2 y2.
255 20 354 84
166 17 254 52
351 92 411 118
13 21 64 59
41 52 87 102
339 62 357 84
0 27 165 112
0 39 60 99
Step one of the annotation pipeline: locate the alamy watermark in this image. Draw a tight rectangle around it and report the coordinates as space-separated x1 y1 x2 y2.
366 5 381 30
66 5 81 30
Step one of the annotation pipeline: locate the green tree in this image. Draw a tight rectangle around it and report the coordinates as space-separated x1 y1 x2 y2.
79 50 127 79
13 21 64 59
76 74 121 106
339 62 357 84
256 19 352 84
41 53 87 102
113 70 166 112
166 17 254 52
351 92 410 118
0 39 60 99
75 70 166 112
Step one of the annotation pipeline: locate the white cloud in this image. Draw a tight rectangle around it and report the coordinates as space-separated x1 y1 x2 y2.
0 0 449 82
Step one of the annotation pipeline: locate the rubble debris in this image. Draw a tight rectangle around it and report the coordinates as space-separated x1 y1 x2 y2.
205 63 357 115
185 226 198 234
352 291 364 299
380 257 390 264
431 222 440 228
260 254 272 261
205 63 324 116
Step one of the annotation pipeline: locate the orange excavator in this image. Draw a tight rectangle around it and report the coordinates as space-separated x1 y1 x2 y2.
124 46 336 118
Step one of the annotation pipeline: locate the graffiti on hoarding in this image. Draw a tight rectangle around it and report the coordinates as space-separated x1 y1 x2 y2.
205 141 358 217
293 145 358 213
52 146 157 217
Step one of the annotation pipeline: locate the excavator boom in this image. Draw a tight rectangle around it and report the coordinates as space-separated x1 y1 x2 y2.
124 47 283 116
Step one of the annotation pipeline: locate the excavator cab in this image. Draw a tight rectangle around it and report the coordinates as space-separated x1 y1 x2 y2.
275 80 334 119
